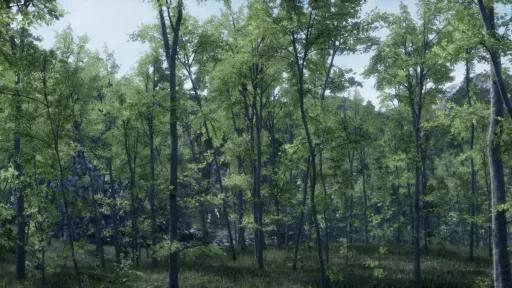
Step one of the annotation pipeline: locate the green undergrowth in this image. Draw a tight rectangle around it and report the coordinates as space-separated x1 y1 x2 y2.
0 242 492 288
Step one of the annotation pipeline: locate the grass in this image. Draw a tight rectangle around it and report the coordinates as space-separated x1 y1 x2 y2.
0 242 492 288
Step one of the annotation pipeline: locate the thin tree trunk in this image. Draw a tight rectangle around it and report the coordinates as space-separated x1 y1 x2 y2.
237 187 246 249
183 62 236 260
147 63 158 268
466 59 476 262
107 158 121 264
41 53 82 288
483 151 492 258
318 41 336 265
413 138 422 288
253 82 264 270
242 83 261 266
57 165 82 288
89 176 105 268
158 2 183 286
10 34 26 282
243 70 263 269
360 144 369 245
14 70 26 282
406 181 414 245
41 246 45 288
319 150 330 264
393 181 402 243
293 158 310 271
232 113 246 250
421 142 429 256
292 33 329 288
407 69 425 288
148 115 158 267
268 116 284 248
123 121 140 267
346 151 355 249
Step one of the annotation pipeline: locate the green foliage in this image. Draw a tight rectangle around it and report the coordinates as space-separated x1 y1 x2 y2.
111 259 143 288
0 203 14 254
181 245 226 262
0 0 509 287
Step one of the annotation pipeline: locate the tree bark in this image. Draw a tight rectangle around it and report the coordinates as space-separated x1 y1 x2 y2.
482 151 493 258
183 58 236 261
319 150 330 264
147 115 158 267
89 174 105 268
477 2 512 286
123 120 140 267
360 144 369 245
158 1 183 286
488 75 512 288
147 63 158 268
465 59 476 262
292 32 330 288
13 68 26 282
107 157 121 264
252 69 264 270
10 34 26 282
41 52 82 288
477 0 512 119
232 112 246 250
293 158 310 271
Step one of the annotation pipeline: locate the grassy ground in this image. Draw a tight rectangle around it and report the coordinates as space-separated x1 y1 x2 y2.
0 242 492 288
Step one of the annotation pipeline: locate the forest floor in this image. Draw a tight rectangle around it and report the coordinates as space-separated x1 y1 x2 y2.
0 242 492 288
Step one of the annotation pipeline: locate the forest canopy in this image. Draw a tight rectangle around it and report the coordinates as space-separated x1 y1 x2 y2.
1 0 512 287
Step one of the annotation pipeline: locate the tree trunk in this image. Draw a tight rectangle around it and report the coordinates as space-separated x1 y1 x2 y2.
240 82 262 262
148 115 158 267
393 180 402 243
466 59 476 262
147 64 158 268
237 187 246 249
483 151 493 258
346 151 355 250
232 114 246 250
254 85 264 270
477 0 512 119
41 52 82 288
488 74 512 288
292 34 329 288
360 144 369 245
407 68 425 288
89 176 105 268
293 158 310 271
413 135 422 288
268 117 284 248
41 246 45 288
477 2 512 286
10 34 26 282
158 2 183 286
184 63 236 261
319 150 330 264
107 158 121 264
14 71 26 282
123 121 140 267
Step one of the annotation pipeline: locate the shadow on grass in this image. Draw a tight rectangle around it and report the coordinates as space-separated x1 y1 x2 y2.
0 243 492 288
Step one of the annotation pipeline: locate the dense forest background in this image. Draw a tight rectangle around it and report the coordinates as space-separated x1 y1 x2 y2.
1 0 512 287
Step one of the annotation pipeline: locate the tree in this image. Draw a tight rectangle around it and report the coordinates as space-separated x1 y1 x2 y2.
1 0 61 280
157 0 184 287
476 1 512 286
366 2 452 286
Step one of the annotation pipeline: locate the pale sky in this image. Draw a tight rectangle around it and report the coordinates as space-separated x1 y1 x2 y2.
34 0 443 106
